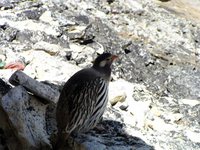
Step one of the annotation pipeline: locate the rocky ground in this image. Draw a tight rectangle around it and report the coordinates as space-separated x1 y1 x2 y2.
0 0 200 149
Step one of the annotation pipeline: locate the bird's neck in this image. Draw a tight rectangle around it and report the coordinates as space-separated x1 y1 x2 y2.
92 66 111 81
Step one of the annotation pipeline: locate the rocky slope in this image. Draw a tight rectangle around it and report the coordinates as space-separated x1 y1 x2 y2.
0 0 200 149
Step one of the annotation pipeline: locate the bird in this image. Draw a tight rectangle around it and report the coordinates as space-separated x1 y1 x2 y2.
55 52 118 149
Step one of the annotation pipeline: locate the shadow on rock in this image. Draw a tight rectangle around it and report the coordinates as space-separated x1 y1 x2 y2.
73 120 154 150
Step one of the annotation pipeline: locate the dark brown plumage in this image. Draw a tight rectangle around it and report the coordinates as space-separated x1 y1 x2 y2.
55 53 117 149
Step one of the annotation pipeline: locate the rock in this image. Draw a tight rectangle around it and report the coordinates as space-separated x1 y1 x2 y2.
39 10 59 26
0 107 19 150
69 43 96 67
109 79 134 106
19 50 81 84
154 97 179 113
33 41 69 55
75 120 153 150
0 86 51 149
0 78 11 98
83 140 106 150
16 29 68 48
0 18 61 36
178 98 200 107
14 1 43 11
9 70 60 103
45 103 57 136
109 94 126 106
0 0 14 9
20 8 44 20
166 66 200 99
0 25 18 42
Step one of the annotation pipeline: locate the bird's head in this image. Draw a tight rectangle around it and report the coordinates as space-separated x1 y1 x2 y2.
92 53 118 76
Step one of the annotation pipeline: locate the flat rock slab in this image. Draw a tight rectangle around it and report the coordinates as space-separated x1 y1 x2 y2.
9 70 60 104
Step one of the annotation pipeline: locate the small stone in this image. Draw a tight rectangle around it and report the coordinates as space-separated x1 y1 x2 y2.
40 11 59 26
119 101 129 110
69 43 95 67
33 41 69 55
109 79 134 105
65 51 72 61
3 26 18 42
20 9 43 20
109 93 126 106
75 15 90 25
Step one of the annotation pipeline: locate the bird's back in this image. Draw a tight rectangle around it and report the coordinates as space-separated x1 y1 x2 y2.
56 67 108 134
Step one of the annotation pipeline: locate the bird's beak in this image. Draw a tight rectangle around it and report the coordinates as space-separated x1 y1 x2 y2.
111 55 118 61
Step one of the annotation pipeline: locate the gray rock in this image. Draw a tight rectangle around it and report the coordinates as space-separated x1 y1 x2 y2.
9 70 60 104
19 8 45 20
33 41 69 55
1 86 51 149
166 66 200 99
0 0 14 9
0 79 11 98
14 0 43 10
20 50 81 84
75 120 153 150
0 25 18 42
0 18 61 36
39 10 58 25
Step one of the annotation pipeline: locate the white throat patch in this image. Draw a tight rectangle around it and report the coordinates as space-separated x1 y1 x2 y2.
99 60 107 67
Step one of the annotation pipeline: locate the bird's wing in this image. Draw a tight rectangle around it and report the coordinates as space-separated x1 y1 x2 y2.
56 81 77 133
56 75 102 133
